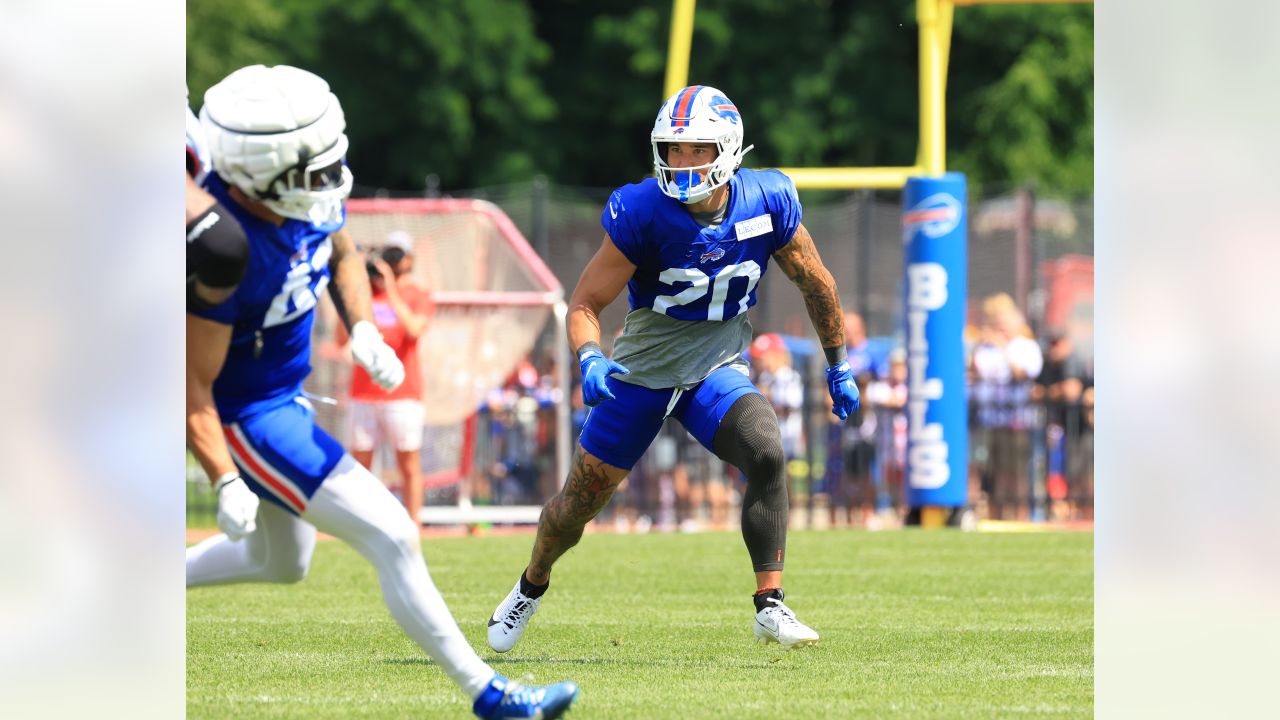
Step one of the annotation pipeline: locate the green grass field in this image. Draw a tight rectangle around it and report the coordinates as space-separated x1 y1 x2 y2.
187 529 1093 719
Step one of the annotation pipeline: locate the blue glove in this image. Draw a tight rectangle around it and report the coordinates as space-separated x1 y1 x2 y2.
826 360 860 420
578 347 630 407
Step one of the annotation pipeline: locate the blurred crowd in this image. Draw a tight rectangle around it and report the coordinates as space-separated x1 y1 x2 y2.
459 294 1093 529
966 294 1094 523
203 196 1097 531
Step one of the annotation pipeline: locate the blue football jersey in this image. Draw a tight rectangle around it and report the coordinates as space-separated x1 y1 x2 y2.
601 168 802 322
191 175 345 421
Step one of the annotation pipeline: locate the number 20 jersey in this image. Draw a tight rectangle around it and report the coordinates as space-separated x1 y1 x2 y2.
191 174 343 421
606 168 800 320
603 168 802 388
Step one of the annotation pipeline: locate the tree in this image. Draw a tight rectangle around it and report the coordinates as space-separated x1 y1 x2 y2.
187 1 1093 196
948 4 1094 197
188 0 554 189
529 0 1091 196
187 0 288 103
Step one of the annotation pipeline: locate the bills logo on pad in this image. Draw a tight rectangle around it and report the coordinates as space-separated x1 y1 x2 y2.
903 193 962 239
700 247 726 264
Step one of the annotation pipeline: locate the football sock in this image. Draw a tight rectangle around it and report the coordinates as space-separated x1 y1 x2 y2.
753 587 785 613
520 572 549 599
305 455 495 698
713 394 789 572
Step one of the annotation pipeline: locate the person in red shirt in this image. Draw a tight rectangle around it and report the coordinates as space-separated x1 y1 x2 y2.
344 231 434 522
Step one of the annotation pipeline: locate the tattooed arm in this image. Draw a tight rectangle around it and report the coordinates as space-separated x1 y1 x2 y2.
772 222 847 356
326 226 373 330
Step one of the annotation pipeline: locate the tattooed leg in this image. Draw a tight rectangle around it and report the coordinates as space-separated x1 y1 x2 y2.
525 447 630 585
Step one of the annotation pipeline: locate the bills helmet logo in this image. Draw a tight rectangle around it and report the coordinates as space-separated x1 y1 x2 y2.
700 247 726 264
709 94 740 124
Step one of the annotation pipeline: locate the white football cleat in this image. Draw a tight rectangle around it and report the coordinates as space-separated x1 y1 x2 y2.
488 578 542 653
753 592 820 649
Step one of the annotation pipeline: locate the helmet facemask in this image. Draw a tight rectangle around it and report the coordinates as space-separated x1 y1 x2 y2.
258 136 353 227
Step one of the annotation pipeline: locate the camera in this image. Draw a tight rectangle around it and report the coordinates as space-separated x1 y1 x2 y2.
365 244 407 283
381 246 406 267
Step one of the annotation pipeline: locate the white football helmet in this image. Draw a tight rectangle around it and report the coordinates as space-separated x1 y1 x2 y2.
200 65 353 227
651 85 753 204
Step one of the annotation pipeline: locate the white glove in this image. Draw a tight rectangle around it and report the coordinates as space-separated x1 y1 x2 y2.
350 320 405 391
214 472 259 540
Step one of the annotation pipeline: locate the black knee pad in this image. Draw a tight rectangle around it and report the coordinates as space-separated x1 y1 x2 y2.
715 394 789 571
714 393 784 482
187 202 249 311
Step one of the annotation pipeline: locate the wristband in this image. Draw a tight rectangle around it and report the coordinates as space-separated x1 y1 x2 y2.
576 341 604 362
823 344 848 367
213 471 240 493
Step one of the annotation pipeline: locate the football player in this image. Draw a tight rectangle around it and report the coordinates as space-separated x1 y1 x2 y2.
488 85 859 652
184 65 578 720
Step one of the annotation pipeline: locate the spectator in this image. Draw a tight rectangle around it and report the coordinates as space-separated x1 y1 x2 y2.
970 293 1043 521
864 348 909 524
844 311 886 380
477 363 547 505
750 333 805 507
670 421 731 531
833 312 887 525
341 231 435 522
821 390 850 526
1034 331 1090 520
1078 384 1094 520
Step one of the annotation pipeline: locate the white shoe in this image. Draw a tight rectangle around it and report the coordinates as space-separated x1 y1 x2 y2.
753 592 820 649
487 579 542 653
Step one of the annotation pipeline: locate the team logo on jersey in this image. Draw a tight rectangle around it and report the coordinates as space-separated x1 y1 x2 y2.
903 193 962 239
709 94 740 124
700 246 726 264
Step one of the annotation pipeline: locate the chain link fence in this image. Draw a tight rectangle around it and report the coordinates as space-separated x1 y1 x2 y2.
190 177 1093 527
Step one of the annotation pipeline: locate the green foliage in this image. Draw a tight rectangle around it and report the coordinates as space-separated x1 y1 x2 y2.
949 4 1095 196
186 1 1092 194
186 0 288 102
187 0 554 188
188 530 1094 718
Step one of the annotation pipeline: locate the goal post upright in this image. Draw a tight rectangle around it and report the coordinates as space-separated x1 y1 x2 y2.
662 0 1092 190
661 0 1091 527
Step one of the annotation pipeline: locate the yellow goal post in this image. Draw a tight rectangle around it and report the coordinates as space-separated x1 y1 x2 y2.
663 0 1094 189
